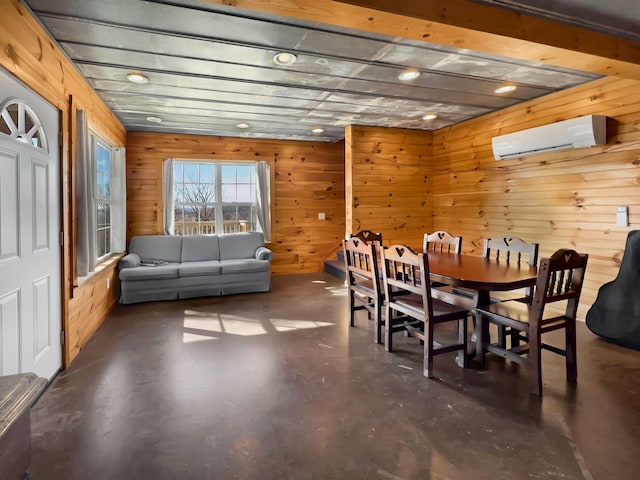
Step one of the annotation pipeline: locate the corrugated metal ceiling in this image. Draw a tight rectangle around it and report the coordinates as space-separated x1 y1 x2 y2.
25 0 607 142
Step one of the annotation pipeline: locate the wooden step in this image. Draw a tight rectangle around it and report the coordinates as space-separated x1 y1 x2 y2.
323 259 345 280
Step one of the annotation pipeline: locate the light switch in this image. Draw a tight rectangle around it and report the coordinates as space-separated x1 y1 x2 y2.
616 206 629 227
318 212 326 220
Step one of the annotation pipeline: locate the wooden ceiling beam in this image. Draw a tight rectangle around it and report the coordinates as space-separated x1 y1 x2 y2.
207 0 640 79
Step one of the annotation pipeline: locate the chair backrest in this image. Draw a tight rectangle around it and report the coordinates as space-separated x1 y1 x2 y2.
483 236 539 266
423 231 462 254
381 244 433 318
530 249 589 329
351 230 383 246
342 237 381 297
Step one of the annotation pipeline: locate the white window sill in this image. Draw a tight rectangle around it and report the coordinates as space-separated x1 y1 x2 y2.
74 253 124 289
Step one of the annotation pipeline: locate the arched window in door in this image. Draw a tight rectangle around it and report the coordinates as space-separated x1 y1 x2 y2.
0 98 48 151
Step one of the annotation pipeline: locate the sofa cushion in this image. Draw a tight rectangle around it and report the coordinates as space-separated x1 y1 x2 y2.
129 235 183 263
218 232 264 260
219 259 270 274
179 261 222 277
119 264 180 281
255 246 272 261
181 235 220 262
118 252 141 269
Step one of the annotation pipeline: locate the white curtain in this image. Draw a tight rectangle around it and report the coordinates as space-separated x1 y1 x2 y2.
256 161 271 242
163 158 175 235
112 147 127 252
76 110 96 277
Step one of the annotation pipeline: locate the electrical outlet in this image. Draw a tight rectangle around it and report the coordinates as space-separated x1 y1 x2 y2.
616 206 629 227
318 212 326 220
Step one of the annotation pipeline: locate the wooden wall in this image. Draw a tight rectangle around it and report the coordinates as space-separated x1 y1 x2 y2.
0 0 126 365
126 132 346 274
345 125 433 246
431 76 640 320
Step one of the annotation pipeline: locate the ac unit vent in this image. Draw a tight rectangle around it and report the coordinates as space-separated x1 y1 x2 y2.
492 115 606 160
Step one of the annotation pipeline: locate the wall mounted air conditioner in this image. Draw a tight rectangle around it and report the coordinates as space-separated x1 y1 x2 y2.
491 115 607 160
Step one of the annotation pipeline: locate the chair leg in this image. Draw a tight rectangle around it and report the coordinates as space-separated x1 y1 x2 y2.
566 321 578 382
475 313 488 368
528 331 543 396
423 321 434 378
373 298 383 345
349 290 356 327
384 303 393 352
511 328 521 348
497 325 507 348
458 315 469 368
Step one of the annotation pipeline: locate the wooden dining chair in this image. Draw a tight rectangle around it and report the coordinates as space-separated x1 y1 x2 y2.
342 237 385 343
474 249 588 396
351 230 383 246
423 231 461 254
381 244 468 378
483 235 539 278
483 236 540 347
423 231 474 315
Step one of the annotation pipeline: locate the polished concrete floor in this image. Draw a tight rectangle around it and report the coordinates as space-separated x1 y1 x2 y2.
30 273 640 479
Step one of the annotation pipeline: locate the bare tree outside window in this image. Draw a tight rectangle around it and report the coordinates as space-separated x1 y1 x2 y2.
173 161 257 235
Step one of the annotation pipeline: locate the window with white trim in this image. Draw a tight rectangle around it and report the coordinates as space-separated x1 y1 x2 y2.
95 137 113 259
173 161 258 235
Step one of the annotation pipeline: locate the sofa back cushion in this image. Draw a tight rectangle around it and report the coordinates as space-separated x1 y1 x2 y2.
218 232 264 260
181 235 221 262
129 235 183 263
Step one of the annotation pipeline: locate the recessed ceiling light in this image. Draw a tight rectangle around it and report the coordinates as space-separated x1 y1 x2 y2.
494 84 517 94
146 116 162 123
126 72 149 84
236 122 250 129
312 128 325 134
422 113 438 121
273 52 297 66
398 69 420 81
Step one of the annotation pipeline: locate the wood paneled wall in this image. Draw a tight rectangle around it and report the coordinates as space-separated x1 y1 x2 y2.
126 132 345 274
67 261 120 361
345 125 433 246
431 76 640 320
0 0 126 365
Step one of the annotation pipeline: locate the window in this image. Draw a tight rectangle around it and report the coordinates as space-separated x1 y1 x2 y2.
0 99 47 150
76 108 126 279
173 161 258 235
95 139 112 259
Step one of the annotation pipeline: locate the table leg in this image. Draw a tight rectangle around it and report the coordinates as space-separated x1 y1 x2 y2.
455 289 490 367
475 290 491 365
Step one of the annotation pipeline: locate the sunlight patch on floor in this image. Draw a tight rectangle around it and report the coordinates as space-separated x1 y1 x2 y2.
182 310 335 342
326 286 348 296
182 332 220 344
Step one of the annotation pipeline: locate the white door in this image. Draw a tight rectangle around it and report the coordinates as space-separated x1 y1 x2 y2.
0 67 61 380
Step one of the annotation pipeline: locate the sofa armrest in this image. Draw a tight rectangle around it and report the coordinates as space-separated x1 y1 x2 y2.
255 246 273 262
118 253 141 269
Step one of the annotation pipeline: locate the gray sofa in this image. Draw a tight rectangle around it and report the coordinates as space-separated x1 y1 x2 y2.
117 232 272 304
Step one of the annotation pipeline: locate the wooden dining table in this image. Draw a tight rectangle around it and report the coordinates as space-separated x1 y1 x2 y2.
425 251 538 364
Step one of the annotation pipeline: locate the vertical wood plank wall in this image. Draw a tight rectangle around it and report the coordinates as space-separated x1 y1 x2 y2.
345 125 434 245
431 76 640 319
0 0 126 364
126 133 346 274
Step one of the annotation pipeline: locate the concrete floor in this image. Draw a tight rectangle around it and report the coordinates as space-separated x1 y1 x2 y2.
30 273 640 479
